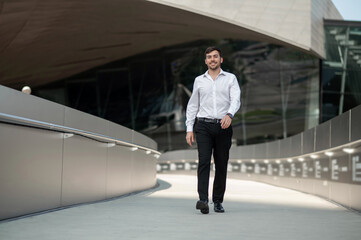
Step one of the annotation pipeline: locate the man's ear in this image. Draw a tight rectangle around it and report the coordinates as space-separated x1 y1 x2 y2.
221 57 223 63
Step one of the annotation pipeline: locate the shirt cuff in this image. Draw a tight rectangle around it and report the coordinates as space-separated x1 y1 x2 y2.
186 125 194 132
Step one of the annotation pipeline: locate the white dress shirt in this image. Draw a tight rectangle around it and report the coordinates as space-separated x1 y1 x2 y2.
186 69 241 132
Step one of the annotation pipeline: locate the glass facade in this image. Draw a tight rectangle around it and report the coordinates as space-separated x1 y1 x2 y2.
322 20 361 122
33 40 319 152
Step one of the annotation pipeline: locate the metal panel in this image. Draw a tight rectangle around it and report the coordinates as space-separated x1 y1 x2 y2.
61 135 107 206
254 143 267 159
280 137 292 158
132 130 155 149
351 104 361 142
0 85 65 125
229 147 239 160
131 150 156 192
107 121 133 143
302 128 315 154
183 149 198 160
0 124 63 220
349 184 361 211
106 145 133 198
236 145 254 159
329 182 351 209
315 121 330 152
331 111 350 148
267 140 280 159
0 86 158 220
64 107 108 136
311 180 329 199
159 149 198 162
291 133 302 157
299 179 315 195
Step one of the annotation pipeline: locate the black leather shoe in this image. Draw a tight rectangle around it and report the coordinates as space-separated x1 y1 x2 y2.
214 202 225 213
196 200 209 214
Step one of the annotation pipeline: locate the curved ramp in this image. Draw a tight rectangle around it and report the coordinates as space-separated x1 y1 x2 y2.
0 174 360 240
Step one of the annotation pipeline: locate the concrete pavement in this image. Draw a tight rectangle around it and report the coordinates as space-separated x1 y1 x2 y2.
0 174 360 240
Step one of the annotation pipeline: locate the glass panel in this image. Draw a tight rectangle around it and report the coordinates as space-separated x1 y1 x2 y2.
33 40 319 151
323 22 361 121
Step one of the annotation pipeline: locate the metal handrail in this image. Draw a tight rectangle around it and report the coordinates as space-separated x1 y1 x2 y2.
0 113 161 156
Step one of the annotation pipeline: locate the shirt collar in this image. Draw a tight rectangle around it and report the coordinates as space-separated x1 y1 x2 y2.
204 68 225 79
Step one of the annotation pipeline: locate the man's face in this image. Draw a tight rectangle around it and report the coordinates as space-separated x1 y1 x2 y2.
205 50 223 70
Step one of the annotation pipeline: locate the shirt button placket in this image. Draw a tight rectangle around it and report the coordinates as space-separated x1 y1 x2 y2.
213 81 217 117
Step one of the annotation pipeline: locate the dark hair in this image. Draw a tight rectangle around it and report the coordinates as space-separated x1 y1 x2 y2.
204 46 222 58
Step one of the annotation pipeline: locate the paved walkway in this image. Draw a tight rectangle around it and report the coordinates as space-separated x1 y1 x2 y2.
1 174 361 240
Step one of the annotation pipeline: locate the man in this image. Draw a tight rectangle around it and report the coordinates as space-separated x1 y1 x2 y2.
186 46 241 214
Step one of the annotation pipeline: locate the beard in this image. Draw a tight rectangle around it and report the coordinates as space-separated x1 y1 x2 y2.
209 63 220 70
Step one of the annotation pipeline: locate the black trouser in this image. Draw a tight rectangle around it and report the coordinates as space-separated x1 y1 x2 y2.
194 120 232 203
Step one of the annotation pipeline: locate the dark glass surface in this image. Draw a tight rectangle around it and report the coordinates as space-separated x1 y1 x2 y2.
33 39 319 151
322 22 361 122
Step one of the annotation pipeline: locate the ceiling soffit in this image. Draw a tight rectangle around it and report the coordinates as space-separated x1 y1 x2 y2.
0 0 323 88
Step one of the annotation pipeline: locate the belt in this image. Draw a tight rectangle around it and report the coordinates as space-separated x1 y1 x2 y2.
197 117 221 124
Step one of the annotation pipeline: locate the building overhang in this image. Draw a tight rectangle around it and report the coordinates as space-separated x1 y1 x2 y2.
0 0 339 88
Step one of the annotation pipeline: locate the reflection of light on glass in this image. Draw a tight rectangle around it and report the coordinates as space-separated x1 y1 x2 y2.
251 159 256 163
154 154 160 159
107 143 116 148
237 160 242 163
298 158 304 162
131 147 138 151
325 151 334 156
146 150 152 154
264 160 269 164
342 148 355 154
287 158 293 163
275 160 281 164
310 154 318 159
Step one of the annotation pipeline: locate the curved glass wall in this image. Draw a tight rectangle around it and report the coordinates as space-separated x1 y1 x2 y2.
322 20 361 122
34 39 319 151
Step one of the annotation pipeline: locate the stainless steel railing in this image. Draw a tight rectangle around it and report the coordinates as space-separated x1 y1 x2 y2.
0 112 161 156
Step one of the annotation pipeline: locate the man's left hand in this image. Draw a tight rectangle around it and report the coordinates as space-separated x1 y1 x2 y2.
220 115 232 129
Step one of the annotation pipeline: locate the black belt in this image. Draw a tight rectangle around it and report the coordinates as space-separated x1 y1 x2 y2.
197 117 221 124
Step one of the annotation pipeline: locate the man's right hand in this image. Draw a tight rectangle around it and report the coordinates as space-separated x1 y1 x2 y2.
186 132 194 146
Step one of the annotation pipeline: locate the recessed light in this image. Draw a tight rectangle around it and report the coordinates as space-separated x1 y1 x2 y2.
342 148 355 154
325 151 334 156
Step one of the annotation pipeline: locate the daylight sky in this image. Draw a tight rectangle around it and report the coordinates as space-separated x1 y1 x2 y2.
331 0 361 21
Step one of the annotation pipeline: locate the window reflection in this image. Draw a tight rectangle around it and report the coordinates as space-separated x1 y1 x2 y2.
34 40 320 151
323 21 361 122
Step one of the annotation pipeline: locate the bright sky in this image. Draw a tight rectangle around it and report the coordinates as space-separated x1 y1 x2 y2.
331 0 361 21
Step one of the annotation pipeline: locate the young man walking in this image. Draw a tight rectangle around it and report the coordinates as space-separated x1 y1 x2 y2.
186 46 241 214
